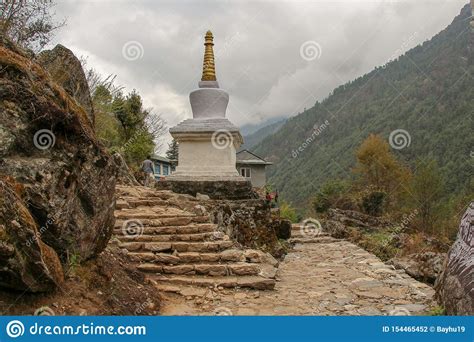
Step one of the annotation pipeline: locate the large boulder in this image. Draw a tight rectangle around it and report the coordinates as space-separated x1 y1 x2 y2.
271 219 292 240
389 252 446 284
435 203 473 315
0 178 64 292
208 199 285 257
36 44 94 126
327 208 392 229
321 219 351 239
0 36 116 290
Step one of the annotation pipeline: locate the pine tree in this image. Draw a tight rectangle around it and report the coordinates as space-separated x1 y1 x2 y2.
166 139 179 161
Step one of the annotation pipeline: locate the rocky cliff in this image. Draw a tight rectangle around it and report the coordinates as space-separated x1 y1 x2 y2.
0 37 116 292
435 203 473 315
36 44 95 126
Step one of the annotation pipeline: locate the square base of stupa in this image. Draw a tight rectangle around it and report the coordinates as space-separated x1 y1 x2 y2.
169 139 241 178
165 120 253 199
169 119 245 178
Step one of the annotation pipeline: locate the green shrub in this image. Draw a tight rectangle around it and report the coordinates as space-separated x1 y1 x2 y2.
356 231 399 261
312 179 351 213
280 201 298 223
362 190 386 216
428 306 445 316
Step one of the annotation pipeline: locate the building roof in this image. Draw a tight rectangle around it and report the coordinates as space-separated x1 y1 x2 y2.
236 150 273 165
151 155 172 163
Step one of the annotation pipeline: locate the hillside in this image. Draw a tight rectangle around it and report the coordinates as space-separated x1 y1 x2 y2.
241 119 286 151
254 4 474 208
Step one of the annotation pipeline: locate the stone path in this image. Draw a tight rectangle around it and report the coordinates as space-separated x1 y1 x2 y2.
160 225 435 316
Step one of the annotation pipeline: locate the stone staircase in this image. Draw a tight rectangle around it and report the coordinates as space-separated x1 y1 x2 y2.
112 186 278 292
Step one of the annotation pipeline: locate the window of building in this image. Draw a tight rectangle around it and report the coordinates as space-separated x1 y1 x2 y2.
154 162 161 175
163 164 169 175
240 167 251 178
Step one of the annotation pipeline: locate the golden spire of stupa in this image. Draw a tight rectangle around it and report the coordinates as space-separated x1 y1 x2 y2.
201 30 217 81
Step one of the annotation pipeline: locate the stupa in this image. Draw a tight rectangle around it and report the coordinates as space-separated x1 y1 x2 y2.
163 31 253 199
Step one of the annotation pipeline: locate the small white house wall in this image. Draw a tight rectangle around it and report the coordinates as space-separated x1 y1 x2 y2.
238 164 267 188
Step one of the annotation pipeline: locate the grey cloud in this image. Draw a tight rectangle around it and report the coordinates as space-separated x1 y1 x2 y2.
52 0 467 134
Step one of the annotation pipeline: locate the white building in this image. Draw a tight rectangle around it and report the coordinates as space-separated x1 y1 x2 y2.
236 150 273 188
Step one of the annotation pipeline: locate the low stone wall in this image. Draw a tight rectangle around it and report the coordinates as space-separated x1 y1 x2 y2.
206 199 291 258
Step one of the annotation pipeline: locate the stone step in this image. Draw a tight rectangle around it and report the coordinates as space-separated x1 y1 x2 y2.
291 225 326 231
137 262 261 276
127 249 248 264
291 231 330 238
115 212 198 220
134 196 176 201
115 232 225 242
114 223 217 235
119 196 170 201
289 236 341 244
119 240 235 253
128 252 180 264
115 216 210 227
126 199 169 207
149 274 276 290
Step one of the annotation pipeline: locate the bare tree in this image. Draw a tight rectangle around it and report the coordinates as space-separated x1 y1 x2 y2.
145 111 167 153
80 56 124 97
0 0 65 51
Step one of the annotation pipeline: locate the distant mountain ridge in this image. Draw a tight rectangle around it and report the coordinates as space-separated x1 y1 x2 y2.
253 4 474 208
240 116 286 136
241 119 286 151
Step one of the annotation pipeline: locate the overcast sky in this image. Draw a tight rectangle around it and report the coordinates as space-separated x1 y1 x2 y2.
51 0 467 145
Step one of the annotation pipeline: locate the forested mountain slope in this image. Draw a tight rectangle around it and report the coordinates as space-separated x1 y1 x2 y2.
254 4 473 207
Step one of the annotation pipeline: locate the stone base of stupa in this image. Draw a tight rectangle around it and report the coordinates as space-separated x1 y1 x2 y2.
168 132 241 179
165 119 253 199
155 178 256 200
